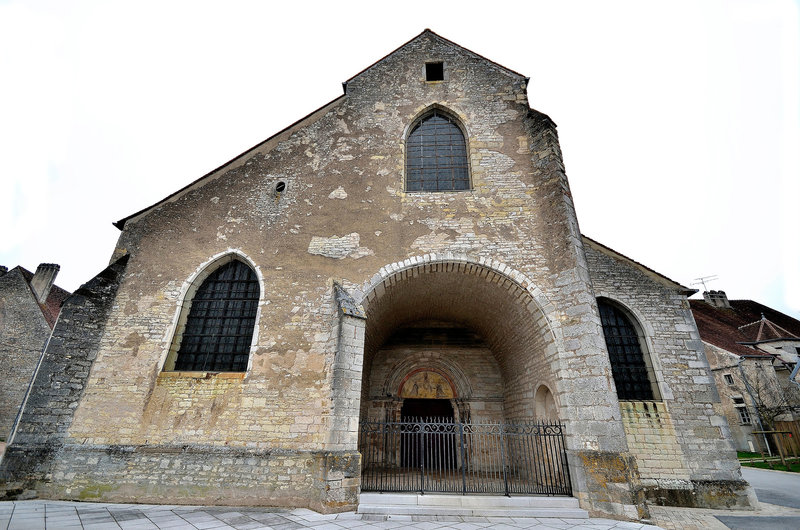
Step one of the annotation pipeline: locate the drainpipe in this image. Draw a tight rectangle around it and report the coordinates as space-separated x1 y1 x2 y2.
788 361 800 390
738 356 772 456
788 361 800 432
1 309 59 468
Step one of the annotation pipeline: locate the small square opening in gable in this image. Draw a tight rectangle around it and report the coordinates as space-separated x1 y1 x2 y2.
425 62 444 81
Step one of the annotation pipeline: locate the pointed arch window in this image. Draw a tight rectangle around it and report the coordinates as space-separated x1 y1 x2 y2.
406 109 470 192
171 259 259 372
597 298 659 401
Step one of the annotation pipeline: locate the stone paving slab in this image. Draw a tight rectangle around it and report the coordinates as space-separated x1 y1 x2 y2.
0 500 659 529
8 499 800 529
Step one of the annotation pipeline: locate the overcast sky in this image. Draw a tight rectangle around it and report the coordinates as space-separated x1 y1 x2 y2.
1 0 798 317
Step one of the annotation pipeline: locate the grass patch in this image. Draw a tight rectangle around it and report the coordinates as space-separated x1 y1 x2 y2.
739 448 800 471
740 460 800 472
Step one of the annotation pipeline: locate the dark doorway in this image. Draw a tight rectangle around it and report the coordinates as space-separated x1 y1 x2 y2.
401 398 454 420
400 398 457 469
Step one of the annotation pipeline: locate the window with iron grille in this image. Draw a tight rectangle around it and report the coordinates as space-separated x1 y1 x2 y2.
733 397 752 425
724 373 735 385
406 110 469 192
173 260 259 372
597 299 655 401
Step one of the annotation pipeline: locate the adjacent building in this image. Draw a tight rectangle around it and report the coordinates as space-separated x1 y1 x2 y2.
0 264 68 443
692 290 800 454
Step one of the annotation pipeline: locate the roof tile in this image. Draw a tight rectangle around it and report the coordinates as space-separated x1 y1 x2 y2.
690 298 800 357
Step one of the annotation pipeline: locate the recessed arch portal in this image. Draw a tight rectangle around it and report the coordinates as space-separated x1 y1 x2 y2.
357 256 563 426
398 368 457 399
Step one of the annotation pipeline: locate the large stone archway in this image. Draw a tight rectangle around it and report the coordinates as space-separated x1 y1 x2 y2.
346 257 579 497
357 257 561 428
327 255 647 515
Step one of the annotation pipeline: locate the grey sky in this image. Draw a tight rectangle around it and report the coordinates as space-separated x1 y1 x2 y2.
1 0 798 317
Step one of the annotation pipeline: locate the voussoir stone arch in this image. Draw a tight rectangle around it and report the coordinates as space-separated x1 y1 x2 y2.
357 253 558 341
401 103 471 142
593 291 656 341
383 357 473 400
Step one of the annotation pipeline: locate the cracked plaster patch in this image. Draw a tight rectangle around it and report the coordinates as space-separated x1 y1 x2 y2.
308 233 374 259
328 186 348 199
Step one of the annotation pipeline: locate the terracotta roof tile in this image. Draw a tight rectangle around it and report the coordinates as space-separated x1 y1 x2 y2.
690 298 800 357
41 285 70 328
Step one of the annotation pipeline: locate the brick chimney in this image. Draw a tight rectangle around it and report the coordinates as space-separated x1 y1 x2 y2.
703 290 731 309
0 265 7 277
30 263 60 304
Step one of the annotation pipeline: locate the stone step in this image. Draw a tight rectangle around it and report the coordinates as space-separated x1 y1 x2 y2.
358 493 589 519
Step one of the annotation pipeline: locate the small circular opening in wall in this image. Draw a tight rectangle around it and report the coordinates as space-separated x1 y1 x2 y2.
275 181 286 193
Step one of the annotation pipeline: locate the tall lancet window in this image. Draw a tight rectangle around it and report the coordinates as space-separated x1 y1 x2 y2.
406 109 470 191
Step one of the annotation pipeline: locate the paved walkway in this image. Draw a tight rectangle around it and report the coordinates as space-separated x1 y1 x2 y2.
0 500 659 530
649 502 800 530
4 498 800 529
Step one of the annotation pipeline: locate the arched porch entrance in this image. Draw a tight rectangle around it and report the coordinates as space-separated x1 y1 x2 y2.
356 257 571 495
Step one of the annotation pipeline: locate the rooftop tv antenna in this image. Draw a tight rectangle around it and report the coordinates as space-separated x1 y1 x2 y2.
691 275 719 291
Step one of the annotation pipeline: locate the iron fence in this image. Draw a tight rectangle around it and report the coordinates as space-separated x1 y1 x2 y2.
359 417 571 495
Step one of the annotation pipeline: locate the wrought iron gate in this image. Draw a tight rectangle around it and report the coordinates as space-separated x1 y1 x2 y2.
359 418 572 495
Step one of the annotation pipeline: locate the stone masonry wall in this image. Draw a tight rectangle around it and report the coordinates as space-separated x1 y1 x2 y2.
703 343 763 452
584 239 754 508
0 269 51 441
0 256 129 499
42 445 358 511
620 401 690 482
327 284 366 452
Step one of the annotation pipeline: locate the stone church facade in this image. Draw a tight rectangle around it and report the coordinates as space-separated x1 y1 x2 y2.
0 31 754 519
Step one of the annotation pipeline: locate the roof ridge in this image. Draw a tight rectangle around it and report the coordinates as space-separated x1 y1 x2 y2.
114 95 345 230
344 29 527 86
581 235 695 294
738 313 799 340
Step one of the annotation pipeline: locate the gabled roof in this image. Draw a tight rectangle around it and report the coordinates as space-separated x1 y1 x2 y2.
581 235 696 295
344 29 527 90
114 30 527 230
113 96 345 230
690 298 800 357
738 314 799 343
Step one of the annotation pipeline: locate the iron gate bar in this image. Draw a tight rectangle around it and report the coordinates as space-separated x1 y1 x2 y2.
359 418 572 496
